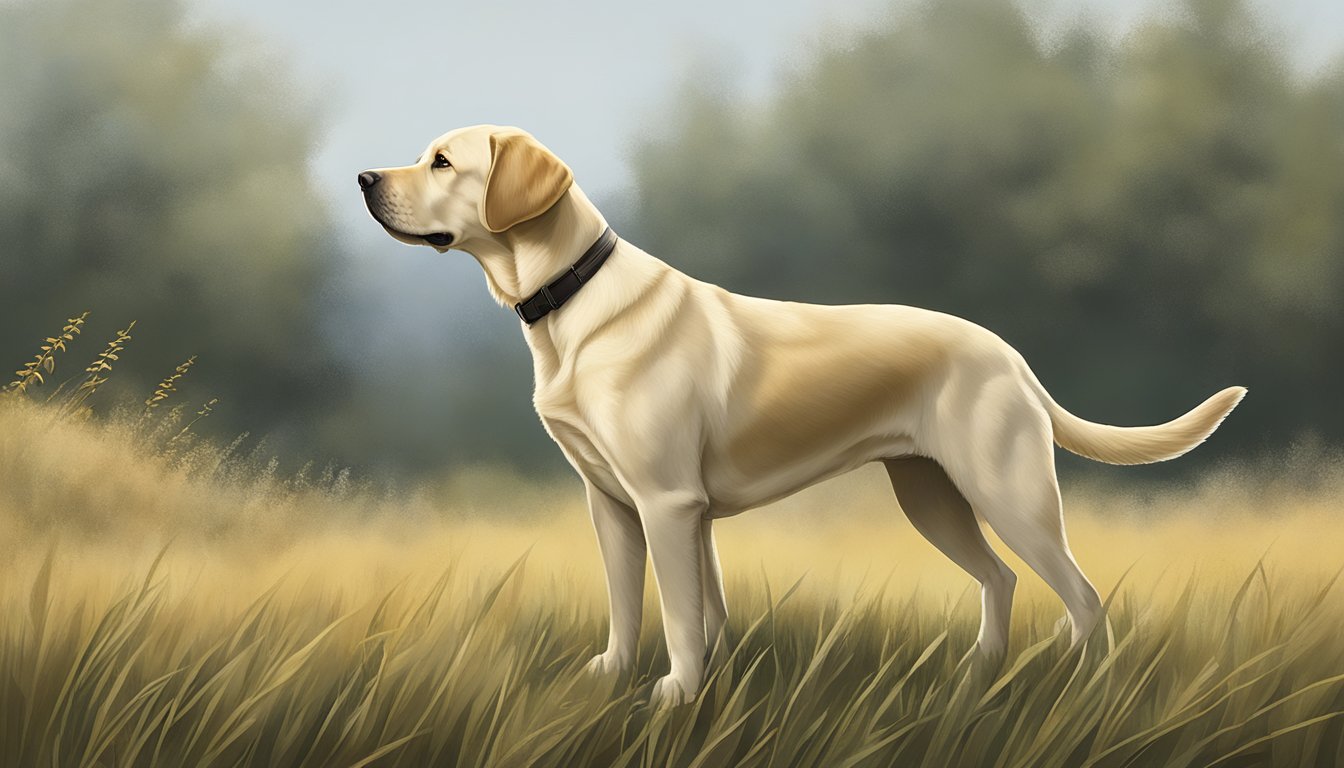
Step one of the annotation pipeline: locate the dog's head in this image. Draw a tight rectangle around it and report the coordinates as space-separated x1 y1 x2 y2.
358 125 574 251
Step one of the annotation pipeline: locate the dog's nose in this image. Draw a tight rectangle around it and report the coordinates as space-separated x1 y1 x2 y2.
357 171 381 191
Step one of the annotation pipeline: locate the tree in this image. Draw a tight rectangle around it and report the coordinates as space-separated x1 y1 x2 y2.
0 0 347 449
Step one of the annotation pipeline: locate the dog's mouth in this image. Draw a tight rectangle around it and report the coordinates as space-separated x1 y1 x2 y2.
368 208 454 247
383 224 455 248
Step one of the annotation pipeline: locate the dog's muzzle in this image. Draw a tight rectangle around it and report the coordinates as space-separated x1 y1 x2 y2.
358 170 454 246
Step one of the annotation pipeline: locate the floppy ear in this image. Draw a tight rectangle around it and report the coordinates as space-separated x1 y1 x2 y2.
480 131 574 233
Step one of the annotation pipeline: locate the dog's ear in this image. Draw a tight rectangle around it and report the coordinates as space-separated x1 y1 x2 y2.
480 131 574 233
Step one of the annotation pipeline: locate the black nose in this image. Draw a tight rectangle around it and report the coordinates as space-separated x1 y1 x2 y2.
357 171 381 191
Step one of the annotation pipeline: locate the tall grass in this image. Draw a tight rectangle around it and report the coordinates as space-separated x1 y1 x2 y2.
5 311 88 397
2 377 1343 765
5 543 1340 768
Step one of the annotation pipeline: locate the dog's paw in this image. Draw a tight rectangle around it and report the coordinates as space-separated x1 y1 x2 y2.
583 651 631 677
650 674 695 708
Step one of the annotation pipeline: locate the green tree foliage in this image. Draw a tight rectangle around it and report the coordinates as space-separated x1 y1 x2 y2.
0 0 345 446
627 0 1344 458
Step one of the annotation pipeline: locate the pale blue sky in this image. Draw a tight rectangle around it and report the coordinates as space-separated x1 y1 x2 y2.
192 0 1343 215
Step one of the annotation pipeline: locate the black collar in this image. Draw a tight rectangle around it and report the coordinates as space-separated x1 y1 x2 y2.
514 227 618 325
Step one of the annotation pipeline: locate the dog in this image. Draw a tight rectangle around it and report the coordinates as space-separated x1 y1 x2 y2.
359 125 1246 707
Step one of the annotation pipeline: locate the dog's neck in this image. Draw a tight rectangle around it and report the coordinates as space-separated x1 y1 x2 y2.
461 187 609 310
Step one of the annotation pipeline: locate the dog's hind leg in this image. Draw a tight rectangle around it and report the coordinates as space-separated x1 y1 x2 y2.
884 456 1016 660
700 517 729 656
939 403 1103 647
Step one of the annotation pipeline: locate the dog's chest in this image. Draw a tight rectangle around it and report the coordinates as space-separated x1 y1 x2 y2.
527 334 626 480
536 405 630 504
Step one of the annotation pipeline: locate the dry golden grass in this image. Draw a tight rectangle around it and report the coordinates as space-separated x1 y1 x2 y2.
2 398 1343 766
5 311 88 397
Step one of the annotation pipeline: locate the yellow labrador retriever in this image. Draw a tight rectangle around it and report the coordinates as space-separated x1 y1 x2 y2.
359 125 1246 706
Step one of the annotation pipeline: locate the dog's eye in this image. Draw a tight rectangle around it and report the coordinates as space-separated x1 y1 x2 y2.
432 153 451 169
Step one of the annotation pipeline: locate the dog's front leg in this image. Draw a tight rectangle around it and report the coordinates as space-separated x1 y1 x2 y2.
701 517 729 654
584 483 646 678
638 491 708 707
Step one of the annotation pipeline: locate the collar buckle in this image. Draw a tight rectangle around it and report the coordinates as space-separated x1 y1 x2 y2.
539 284 559 310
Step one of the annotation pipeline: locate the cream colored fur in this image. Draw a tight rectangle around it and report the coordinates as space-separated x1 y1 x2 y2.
360 125 1247 707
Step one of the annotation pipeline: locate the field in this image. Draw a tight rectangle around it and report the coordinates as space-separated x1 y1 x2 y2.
2 399 1343 767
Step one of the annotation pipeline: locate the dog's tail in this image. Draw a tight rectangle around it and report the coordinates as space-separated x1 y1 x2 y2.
1029 375 1247 465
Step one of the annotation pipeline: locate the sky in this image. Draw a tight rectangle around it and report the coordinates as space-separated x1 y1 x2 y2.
192 0 1344 211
